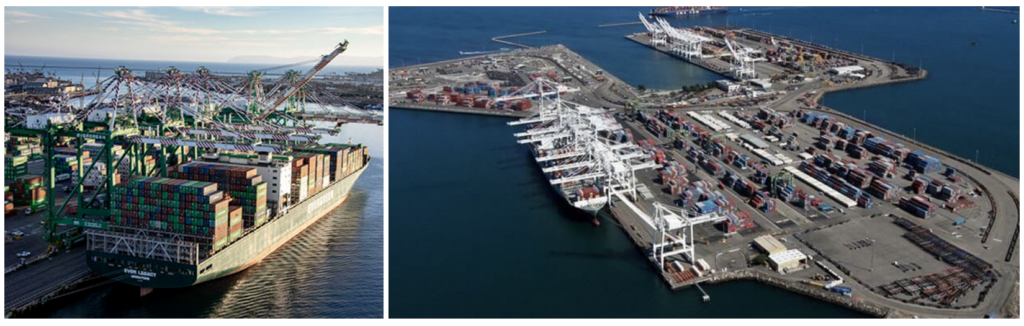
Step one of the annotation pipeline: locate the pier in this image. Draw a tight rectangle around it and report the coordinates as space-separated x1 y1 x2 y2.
598 21 642 28
492 31 547 49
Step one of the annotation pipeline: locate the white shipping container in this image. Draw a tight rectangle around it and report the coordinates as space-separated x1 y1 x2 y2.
27 113 74 130
86 109 115 123
298 176 308 201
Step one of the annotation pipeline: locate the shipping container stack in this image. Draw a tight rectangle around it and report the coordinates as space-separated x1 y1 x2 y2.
296 146 344 185
115 155 158 177
11 175 46 211
844 168 872 189
573 187 601 202
867 178 898 201
172 162 269 229
291 154 312 203
83 164 122 189
899 196 935 218
910 176 931 195
112 176 231 255
749 191 775 213
774 179 796 203
53 154 90 174
661 161 688 191
724 210 755 233
4 188 15 215
6 137 43 161
934 183 961 202
857 194 874 209
906 151 943 174
228 206 244 242
5 155 29 179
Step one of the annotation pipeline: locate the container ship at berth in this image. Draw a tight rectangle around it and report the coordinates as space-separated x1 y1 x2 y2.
509 84 657 224
0 41 386 290
86 145 370 288
649 6 728 17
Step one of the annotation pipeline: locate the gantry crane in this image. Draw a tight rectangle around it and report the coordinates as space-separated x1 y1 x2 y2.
5 41 380 248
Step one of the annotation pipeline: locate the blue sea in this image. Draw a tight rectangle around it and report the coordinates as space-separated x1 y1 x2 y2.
5 55 378 89
389 6 1019 318
390 6 1019 176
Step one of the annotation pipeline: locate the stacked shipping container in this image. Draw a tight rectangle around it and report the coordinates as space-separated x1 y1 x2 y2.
10 175 46 211
112 176 231 253
172 162 269 229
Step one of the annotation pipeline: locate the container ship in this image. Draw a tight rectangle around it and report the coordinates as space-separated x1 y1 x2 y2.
85 144 370 289
509 89 657 223
649 6 728 17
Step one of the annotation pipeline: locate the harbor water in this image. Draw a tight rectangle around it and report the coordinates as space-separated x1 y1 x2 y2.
390 6 1019 176
389 6 1017 317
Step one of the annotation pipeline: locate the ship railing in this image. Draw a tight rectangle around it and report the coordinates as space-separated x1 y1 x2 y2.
86 229 200 265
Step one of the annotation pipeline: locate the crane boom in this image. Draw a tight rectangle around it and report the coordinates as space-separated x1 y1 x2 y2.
125 136 284 153
177 127 319 142
220 124 339 136
256 41 349 121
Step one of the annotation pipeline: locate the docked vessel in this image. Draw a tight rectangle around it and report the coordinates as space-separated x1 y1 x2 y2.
509 87 658 222
649 6 728 17
85 145 370 289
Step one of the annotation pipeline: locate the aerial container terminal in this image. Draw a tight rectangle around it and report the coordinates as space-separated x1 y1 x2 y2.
4 41 382 296
389 8 1019 316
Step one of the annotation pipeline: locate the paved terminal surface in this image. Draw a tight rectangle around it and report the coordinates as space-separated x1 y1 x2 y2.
4 159 105 314
4 248 92 314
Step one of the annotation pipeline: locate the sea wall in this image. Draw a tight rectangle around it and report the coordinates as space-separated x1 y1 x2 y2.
703 269 894 318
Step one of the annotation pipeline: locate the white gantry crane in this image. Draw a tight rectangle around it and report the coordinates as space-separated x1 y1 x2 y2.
638 12 666 47
654 17 710 60
492 78 578 109
508 92 727 273
648 202 727 271
509 95 657 211
724 38 757 80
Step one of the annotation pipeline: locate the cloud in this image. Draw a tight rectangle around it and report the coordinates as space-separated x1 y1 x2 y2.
179 7 265 17
6 19 30 24
74 9 381 37
315 25 384 35
6 10 49 18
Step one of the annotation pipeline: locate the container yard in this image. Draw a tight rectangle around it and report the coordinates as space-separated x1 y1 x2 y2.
5 41 377 316
390 45 641 117
406 22 1024 318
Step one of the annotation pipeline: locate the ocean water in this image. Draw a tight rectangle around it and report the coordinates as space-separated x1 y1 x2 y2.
390 6 1019 176
389 6 1018 318
5 55 379 89
28 132 384 318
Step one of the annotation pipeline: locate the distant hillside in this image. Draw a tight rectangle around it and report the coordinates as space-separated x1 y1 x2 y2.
227 55 383 68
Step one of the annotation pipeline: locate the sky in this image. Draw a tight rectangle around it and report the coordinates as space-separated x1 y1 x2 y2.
4 7 383 66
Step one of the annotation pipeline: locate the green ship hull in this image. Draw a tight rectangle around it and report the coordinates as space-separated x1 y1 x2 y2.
85 159 369 288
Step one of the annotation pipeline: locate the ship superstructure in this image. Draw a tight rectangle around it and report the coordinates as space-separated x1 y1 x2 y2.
649 6 728 17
